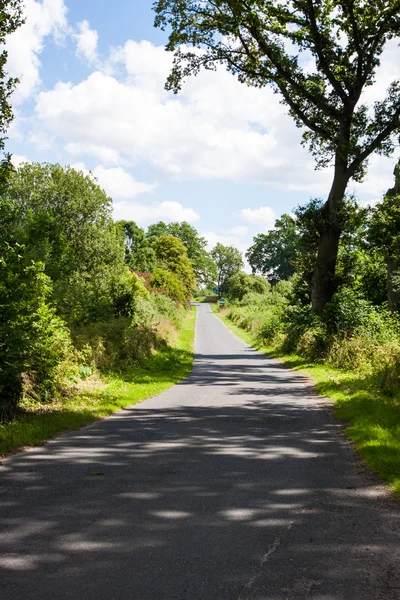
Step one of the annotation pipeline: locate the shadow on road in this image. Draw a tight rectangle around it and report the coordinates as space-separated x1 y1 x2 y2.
1 346 399 599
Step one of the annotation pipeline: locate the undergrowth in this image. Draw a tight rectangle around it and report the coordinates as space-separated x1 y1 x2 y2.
212 303 400 497
0 307 196 457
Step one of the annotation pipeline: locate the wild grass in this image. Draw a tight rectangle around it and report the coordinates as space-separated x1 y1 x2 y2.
0 307 196 457
212 304 400 497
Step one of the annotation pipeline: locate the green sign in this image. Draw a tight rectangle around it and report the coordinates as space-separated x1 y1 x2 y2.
219 298 225 304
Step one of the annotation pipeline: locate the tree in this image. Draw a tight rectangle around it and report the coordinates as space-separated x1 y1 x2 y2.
210 243 243 296
7 163 126 324
0 243 72 421
118 220 156 272
148 220 217 286
226 271 270 301
154 0 400 314
368 159 400 312
247 215 299 283
0 1 23 171
152 235 196 300
294 196 367 300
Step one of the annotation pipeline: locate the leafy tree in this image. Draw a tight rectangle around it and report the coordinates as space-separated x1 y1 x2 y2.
368 159 400 311
0 1 24 168
0 243 72 421
151 268 189 304
210 243 244 297
154 0 400 313
226 271 270 301
294 196 367 299
118 220 156 272
147 221 169 241
148 220 217 286
247 215 299 284
152 235 196 300
7 163 126 324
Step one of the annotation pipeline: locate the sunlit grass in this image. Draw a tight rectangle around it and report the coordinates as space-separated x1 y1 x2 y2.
0 307 196 457
212 304 400 497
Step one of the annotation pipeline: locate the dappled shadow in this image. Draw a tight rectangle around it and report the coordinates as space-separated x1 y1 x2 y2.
1 304 399 600
1 402 399 599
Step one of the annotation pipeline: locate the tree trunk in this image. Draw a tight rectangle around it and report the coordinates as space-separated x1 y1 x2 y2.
387 257 400 313
311 159 350 315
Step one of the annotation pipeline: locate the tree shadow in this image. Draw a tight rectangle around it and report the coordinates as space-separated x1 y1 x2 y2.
1 382 399 599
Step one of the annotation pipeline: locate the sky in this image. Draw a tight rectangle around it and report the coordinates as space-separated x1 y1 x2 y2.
6 0 400 257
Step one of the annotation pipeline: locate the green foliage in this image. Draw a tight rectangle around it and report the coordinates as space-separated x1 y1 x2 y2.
0 1 24 160
118 220 156 272
152 235 196 299
210 242 243 296
148 220 217 286
247 215 299 283
154 0 400 314
7 162 126 324
151 267 188 304
368 160 400 311
0 308 196 457
0 243 74 421
226 271 270 301
155 0 400 177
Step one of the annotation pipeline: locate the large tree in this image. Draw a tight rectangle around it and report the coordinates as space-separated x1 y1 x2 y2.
368 159 400 312
152 234 196 297
0 0 23 174
148 220 217 285
210 243 244 296
247 214 299 283
118 220 156 272
154 0 400 313
7 163 126 323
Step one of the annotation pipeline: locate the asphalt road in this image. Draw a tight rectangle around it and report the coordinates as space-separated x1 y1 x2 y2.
1 303 399 600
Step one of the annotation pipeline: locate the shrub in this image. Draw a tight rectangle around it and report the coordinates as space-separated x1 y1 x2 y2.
0 244 74 421
151 268 189 304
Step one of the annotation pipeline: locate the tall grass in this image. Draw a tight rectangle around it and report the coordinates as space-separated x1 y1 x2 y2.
213 296 400 497
0 307 196 457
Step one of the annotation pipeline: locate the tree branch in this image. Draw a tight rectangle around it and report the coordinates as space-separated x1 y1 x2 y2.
305 0 349 105
347 110 400 177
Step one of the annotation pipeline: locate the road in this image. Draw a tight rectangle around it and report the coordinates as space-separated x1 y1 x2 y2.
1 303 399 600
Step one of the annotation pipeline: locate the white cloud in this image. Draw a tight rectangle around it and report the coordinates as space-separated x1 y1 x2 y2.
7 0 69 104
74 20 98 65
202 231 248 253
34 41 334 192
16 31 398 202
66 142 123 166
113 200 199 224
91 166 156 199
11 154 30 168
239 206 277 229
230 226 248 236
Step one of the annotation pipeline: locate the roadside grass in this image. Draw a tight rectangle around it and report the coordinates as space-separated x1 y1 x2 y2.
0 307 196 457
212 304 400 497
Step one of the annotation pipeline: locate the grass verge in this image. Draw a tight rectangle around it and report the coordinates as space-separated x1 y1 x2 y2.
211 304 400 497
0 307 196 458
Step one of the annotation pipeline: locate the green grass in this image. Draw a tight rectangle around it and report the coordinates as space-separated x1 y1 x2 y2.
212 304 400 497
0 307 196 457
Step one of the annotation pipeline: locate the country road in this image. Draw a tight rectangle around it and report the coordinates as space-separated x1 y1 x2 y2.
1 303 399 600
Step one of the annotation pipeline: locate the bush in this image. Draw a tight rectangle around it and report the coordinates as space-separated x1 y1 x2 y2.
0 244 74 421
151 268 189 304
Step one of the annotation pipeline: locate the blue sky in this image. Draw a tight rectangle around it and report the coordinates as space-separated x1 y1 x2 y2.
6 0 400 256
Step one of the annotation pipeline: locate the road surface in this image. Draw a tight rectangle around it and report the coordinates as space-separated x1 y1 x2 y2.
1 303 399 599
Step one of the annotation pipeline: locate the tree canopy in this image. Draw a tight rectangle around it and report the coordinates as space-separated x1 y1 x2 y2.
118 220 156 273
154 0 400 313
247 214 299 283
210 243 244 296
0 1 23 171
148 220 217 286
368 159 400 311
